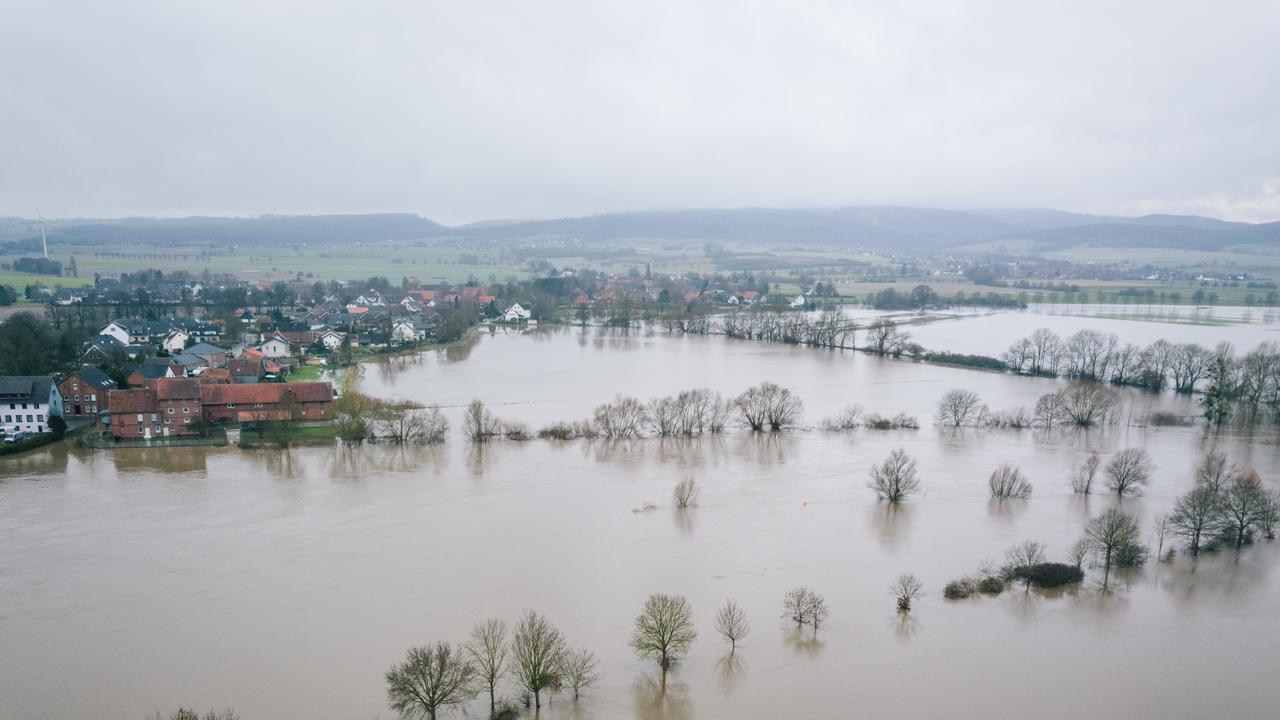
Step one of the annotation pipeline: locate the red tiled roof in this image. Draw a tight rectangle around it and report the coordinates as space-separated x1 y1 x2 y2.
107 388 156 413
199 381 332 405
154 377 201 400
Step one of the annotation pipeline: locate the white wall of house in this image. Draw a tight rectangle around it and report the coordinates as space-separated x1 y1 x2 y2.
259 337 291 358
162 330 190 353
2 389 62 435
100 322 130 345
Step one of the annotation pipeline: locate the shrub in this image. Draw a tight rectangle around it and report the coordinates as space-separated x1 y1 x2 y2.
976 575 1006 594
943 577 977 600
1148 411 1191 426
1004 562 1084 588
925 351 1007 371
865 413 919 430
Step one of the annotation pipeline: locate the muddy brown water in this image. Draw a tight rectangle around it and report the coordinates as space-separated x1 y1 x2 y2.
3 324 1279 719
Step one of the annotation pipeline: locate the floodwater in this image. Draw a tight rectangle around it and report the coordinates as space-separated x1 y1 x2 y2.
4 324 1280 720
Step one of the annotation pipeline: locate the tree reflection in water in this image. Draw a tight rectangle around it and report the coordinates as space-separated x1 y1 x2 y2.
631 672 692 720
869 502 914 549
782 627 825 658
715 652 745 695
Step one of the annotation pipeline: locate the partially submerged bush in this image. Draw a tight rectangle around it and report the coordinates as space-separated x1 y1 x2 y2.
1005 562 1084 588
865 413 920 430
976 575 1006 594
1147 411 1192 427
943 577 978 600
821 404 865 431
988 464 1033 498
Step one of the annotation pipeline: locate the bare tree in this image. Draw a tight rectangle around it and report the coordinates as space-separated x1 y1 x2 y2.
934 388 985 427
1084 508 1145 589
1150 512 1173 559
713 599 750 652
868 448 921 503
510 610 567 710
1033 392 1065 428
463 399 501 443
891 573 924 612
631 594 697 684
1170 485 1222 554
673 478 697 509
1258 489 1280 540
1055 381 1119 427
1070 452 1102 494
1105 448 1154 497
782 587 829 634
1003 540 1046 593
1194 450 1233 492
466 618 508 716
988 464 1033 498
376 406 449 444
821 404 864 431
561 647 599 700
593 395 649 438
1068 537 1091 570
385 643 478 720
1218 471 1268 548
735 382 802 431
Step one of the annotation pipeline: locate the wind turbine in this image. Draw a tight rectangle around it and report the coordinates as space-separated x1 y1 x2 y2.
35 208 48 258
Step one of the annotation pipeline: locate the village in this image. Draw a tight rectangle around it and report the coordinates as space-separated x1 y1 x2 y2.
1 268 803 451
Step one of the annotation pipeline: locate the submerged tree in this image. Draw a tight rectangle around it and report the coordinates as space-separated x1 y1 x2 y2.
1084 508 1145 589
1105 448 1154 498
673 478 698 509
782 587 829 635
891 573 924 612
463 399 501 442
385 643 478 720
868 448 921 503
713 599 750 652
1194 450 1234 493
1070 451 1102 494
1170 485 1222 554
631 593 697 684
1218 471 1269 548
735 382 803 431
934 388 985 427
1003 540 1046 593
562 647 600 700
988 464 1033 498
510 610 567 710
466 618 508 716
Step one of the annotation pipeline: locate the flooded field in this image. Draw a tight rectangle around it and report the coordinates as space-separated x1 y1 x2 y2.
4 324 1280 720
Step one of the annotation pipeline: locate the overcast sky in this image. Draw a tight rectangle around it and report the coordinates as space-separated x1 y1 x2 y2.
2 1 1278 224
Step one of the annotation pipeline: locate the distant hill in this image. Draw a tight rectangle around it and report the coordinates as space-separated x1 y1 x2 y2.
34 214 445 246
9 207 1278 254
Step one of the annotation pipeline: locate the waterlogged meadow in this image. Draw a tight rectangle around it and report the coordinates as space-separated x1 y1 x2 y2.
3 319 1280 720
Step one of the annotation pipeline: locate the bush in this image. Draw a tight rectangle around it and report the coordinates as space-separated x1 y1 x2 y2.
865 413 920 430
1147 411 1191 426
976 575 1006 594
925 351 1007 371
1005 562 1084 588
943 577 977 599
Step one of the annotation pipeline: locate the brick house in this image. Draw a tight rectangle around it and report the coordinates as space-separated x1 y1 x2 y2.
200 382 334 425
154 378 203 435
58 367 118 419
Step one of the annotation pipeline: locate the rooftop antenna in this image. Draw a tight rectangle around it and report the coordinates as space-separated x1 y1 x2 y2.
35 208 48 258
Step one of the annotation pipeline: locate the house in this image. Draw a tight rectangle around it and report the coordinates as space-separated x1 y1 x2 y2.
258 335 292 359
200 382 334 425
0 376 64 435
161 328 190 353
195 367 233 384
228 357 266 384
58 367 117 419
790 294 807 308
318 330 347 350
107 387 162 439
185 342 229 368
502 303 532 323
126 358 175 387
152 377 203 436
170 353 209 374
390 319 421 344
81 335 138 366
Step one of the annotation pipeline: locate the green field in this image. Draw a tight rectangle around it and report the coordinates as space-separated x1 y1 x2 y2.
0 270 94 291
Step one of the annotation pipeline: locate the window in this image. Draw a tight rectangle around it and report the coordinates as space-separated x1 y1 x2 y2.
89 394 96 402
72 383 79 391
26 415 33 422
137 414 144 422
150 413 157 422
21 403 27 409
183 417 190 425
137 426 144 434
183 407 190 414
3 415 9 422
167 407 174 414
74 394 80 402
36 415 43 422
